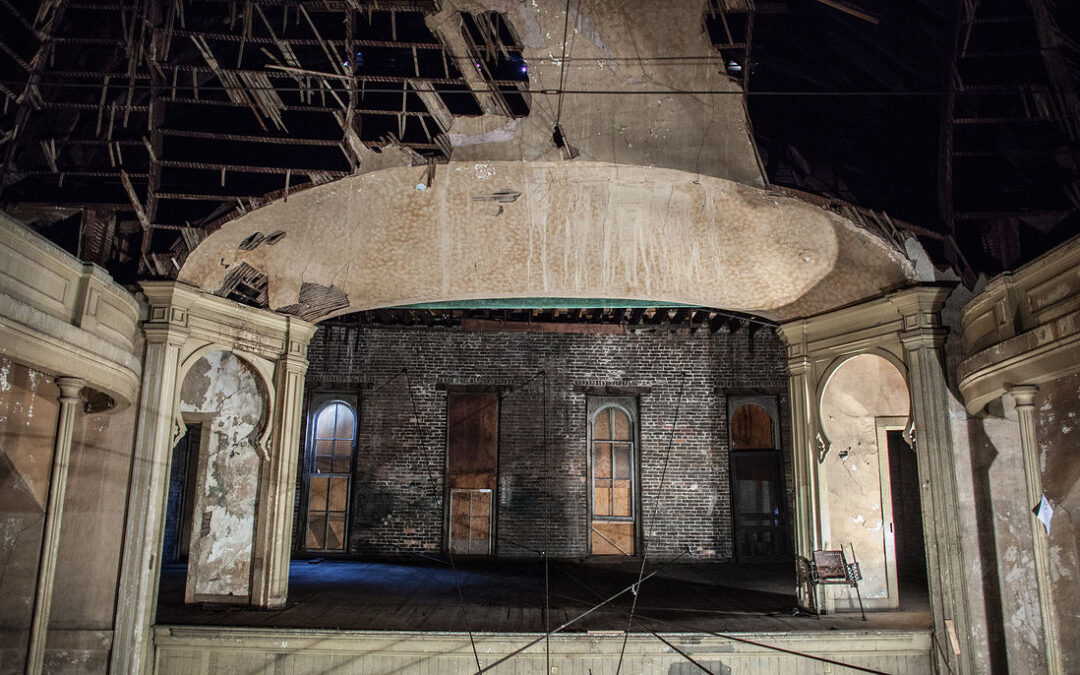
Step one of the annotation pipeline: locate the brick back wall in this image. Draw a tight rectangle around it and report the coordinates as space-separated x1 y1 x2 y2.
298 322 791 560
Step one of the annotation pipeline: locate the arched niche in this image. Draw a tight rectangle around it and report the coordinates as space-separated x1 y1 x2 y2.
177 349 268 604
173 343 276 458
818 352 912 610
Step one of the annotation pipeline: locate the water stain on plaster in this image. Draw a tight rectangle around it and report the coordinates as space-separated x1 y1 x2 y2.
180 161 910 321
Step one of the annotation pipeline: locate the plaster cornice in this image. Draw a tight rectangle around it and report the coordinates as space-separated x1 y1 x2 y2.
958 234 1080 414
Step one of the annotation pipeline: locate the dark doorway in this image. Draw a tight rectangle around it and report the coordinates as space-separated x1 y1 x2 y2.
887 430 927 591
162 424 201 564
731 450 789 562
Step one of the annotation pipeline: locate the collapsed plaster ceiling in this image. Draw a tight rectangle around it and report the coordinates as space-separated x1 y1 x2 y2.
4 0 1073 305
179 160 914 321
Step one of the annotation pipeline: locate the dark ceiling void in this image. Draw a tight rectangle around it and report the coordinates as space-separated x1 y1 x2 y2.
0 0 1076 290
709 0 1080 279
459 11 530 117
1 0 501 281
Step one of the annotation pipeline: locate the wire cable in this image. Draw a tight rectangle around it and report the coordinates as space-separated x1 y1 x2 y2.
553 0 573 128
615 369 688 675
475 548 690 674
402 367 482 672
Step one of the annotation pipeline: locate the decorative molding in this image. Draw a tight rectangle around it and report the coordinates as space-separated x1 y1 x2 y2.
0 214 140 408
959 234 1080 414
816 431 830 463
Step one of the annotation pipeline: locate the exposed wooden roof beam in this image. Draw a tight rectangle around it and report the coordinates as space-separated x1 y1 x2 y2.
159 128 342 146
159 160 350 176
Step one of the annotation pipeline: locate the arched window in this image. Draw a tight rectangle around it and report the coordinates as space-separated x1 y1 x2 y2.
590 401 637 555
305 400 355 551
731 403 773 449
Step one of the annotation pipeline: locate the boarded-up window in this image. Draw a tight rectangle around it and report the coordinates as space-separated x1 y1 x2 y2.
731 404 773 449
306 401 355 551
450 488 492 555
447 392 498 554
590 401 636 555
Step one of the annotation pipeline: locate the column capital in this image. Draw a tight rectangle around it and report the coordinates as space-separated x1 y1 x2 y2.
899 325 949 350
54 377 86 401
1008 384 1039 408
786 353 813 375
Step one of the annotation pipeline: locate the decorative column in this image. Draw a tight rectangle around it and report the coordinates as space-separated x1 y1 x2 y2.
250 320 315 607
777 321 826 612
110 295 190 675
1010 385 1062 675
24 377 85 675
893 286 975 675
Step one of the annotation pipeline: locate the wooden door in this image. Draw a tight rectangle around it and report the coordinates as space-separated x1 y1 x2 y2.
731 450 787 561
447 392 498 554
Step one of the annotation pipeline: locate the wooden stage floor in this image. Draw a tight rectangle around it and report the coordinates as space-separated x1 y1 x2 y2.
156 558 931 636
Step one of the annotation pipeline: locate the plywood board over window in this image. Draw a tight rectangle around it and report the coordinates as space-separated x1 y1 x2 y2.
446 392 498 555
589 398 638 556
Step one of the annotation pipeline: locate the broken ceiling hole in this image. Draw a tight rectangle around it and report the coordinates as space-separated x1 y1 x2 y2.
263 230 286 246
238 232 266 251
278 282 350 322
460 12 531 117
703 0 753 83
83 389 117 414
216 262 269 308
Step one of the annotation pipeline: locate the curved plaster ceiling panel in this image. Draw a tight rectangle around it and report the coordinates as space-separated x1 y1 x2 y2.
180 161 914 321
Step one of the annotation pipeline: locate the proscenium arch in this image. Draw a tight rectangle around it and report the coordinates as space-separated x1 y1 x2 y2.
174 344 276 458
816 348 911 454
178 161 915 323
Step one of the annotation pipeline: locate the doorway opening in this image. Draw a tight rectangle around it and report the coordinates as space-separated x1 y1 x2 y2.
446 391 498 555
162 423 201 565
886 429 928 596
731 449 788 562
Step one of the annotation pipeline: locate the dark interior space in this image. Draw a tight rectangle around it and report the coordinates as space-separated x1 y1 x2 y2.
887 429 928 595
162 423 202 566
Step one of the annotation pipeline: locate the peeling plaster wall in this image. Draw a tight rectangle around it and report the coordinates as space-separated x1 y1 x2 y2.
0 359 59 668
39 402 138 674
819 354 909 607
1035 372 1080 674
978 397 1046 675
179 351 265 603
180 161 912 322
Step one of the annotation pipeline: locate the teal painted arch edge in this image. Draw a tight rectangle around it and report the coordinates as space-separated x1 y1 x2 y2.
391 298 698 310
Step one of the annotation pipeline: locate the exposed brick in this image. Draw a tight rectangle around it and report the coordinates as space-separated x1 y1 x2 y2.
295 322 793 561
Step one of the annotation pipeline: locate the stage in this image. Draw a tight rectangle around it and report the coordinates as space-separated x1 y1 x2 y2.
154 558 932 673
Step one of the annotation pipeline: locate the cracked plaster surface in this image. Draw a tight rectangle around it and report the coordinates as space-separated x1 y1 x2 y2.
180 0 913 318
181 161 913 320
179 351 265 601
